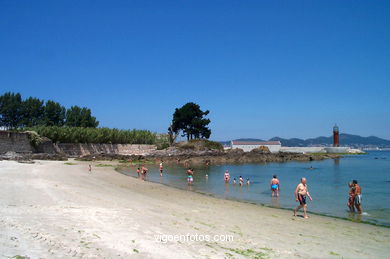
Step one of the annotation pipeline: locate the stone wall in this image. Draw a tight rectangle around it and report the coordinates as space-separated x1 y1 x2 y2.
0 131 34 154
54 143 157 157
0 131 157 157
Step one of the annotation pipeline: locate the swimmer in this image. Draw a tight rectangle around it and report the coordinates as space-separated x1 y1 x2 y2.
224 170 230 183
239 176 244 186
159 161 163 176
270 175 280 197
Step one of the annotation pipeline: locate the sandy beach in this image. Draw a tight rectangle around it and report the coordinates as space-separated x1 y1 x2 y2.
1 160 389 259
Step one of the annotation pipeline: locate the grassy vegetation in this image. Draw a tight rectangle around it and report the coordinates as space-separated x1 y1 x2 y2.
25 126 169 145
95 163 115 167
178 139 223 151
64 162 77 165
220 247 270 259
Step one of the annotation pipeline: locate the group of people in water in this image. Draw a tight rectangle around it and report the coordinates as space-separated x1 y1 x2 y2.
135 162 363 218
222 170 251 186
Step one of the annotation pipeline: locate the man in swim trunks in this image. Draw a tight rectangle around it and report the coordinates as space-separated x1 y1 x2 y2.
224 170 230 183
293 177 313 218
353 180 363 214
270 175 280 197
187 168 194 185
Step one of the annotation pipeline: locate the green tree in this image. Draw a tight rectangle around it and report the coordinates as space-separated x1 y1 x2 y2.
65 106 99 128
171 102 211 141
21 97 45 127
0 92 23 129
44 100 66 126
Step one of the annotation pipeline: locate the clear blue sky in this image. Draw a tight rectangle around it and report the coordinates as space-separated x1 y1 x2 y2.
1 0 389 140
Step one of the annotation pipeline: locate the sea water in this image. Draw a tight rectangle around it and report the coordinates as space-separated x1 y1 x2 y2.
118 151 390 227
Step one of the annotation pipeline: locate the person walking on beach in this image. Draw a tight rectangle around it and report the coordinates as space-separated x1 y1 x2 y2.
353 180 363 214
293 177 313 219
187 168 194 185
270 175 280 197
88 164 92 173
224 170 230 183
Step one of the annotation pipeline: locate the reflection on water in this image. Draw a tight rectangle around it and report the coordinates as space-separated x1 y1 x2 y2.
119 151 390 227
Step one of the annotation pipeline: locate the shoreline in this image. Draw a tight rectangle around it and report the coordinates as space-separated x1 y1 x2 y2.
116 167 390 229
1 159 389 258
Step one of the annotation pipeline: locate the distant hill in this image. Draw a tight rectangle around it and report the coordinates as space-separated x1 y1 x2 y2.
220 134 390 148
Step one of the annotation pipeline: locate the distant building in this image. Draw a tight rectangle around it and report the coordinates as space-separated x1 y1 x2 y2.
231 141 282 153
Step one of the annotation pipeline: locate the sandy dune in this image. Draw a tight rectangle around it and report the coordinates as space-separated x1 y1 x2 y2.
0 160 389 259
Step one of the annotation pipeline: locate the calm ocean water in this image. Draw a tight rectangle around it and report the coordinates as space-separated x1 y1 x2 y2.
118 151 390 227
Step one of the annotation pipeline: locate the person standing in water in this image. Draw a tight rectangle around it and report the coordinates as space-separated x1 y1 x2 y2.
239 176 244 186
353 180 363 214
141 166 148 181
136 167 141 178
187 168 194 185
293 177 313 219
159 161 163 176
270 175 280 197
347 182 356 212
224 170 230 183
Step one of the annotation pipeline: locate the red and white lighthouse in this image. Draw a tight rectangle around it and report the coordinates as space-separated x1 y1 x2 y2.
333 124 339 147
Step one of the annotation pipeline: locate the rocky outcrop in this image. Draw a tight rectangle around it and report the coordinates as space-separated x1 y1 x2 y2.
76 146 339 165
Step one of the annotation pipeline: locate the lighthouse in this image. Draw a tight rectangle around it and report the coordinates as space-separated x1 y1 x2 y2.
333 124 339 147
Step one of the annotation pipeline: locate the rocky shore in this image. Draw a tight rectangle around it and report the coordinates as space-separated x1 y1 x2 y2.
76 147 339 165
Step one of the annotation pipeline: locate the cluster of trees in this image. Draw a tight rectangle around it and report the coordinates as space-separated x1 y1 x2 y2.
28 126 160 144
169 102 211 142
0 92 98 129
1 92 212 145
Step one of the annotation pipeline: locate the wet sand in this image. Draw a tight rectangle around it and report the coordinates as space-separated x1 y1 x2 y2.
0 160 389 258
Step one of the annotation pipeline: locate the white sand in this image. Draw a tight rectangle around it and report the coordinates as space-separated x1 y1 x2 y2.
0 160 389 259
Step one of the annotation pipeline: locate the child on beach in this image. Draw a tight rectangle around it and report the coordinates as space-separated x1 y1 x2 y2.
233 178 236 185
246 178 250 185
239 176 244 186
136 168 141 177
